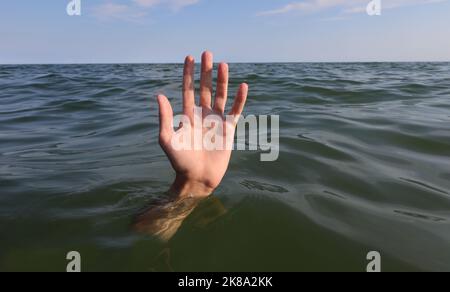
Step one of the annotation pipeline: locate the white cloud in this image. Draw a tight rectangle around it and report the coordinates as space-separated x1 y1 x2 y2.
169 0 200 11
257 0 448 16
257 0 355 16
133 0 161 7
133 0 200 10
93 3 147 21
345 0 447 14
93 0 200 21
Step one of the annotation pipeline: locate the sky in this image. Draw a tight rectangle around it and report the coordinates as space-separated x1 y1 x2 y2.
0 0 449 63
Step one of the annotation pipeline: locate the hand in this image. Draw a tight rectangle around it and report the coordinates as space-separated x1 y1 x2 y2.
157 51 248 198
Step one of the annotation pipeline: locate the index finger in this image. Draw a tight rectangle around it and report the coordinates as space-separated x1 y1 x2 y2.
183 55 195 119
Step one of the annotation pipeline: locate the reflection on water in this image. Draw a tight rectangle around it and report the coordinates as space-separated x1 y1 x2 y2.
133 195 227 242
393 210 446 223
1 63 450 271
133 195 201 242
240 180 289 193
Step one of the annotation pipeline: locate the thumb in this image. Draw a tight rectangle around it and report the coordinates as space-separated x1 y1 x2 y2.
157 94 174 146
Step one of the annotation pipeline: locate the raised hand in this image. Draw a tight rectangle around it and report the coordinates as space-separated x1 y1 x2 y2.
157 51 248 198
133 52 247 241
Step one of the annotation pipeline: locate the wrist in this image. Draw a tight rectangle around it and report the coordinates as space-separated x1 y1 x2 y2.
169 175 215 199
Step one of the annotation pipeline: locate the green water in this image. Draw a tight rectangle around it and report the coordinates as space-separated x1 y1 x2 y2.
1 63 449 271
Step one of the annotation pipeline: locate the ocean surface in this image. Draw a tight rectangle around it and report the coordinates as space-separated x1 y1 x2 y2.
1 63 450 271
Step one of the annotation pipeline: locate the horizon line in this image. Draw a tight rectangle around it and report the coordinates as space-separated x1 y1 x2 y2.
1 60 450 65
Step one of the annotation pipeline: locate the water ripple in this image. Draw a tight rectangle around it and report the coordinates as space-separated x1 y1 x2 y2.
1 63 450 271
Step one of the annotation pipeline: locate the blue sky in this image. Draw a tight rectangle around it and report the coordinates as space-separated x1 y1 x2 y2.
0 0 449 63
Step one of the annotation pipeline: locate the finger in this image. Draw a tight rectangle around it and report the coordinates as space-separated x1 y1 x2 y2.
229 83 248 117
213 62 228 113
183 55 195 119
157 94 174 146
200 51 213 108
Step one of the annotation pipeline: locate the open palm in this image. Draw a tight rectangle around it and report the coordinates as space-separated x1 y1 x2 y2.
157 51 248 198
